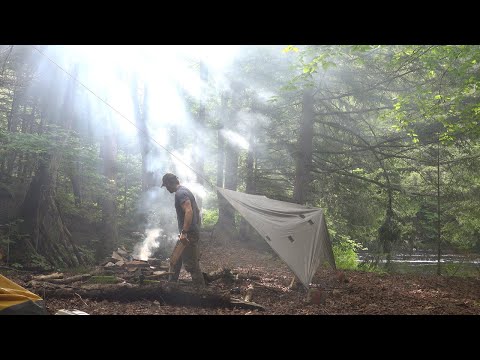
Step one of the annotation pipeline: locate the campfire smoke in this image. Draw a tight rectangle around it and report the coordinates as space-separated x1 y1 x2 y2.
133 228 161 260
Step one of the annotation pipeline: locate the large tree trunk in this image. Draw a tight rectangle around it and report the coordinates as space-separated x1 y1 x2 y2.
293 89 314 205
17 65 84 268
20 154 84 268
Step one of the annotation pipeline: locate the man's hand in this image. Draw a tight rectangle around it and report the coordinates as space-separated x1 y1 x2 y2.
179 232 189 245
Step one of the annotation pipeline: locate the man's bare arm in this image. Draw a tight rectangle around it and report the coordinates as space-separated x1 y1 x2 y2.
181 199 193 232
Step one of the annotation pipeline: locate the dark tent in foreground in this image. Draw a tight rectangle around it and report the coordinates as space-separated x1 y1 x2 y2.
216 187 336 288
0 274 48 315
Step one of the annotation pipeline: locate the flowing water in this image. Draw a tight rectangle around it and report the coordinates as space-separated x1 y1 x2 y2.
357 251 480 276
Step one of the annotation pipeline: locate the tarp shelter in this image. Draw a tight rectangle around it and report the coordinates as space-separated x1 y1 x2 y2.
216 187 336 288
0 274 48 315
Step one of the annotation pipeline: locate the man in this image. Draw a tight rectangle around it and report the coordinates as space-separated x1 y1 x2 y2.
161 173 205 287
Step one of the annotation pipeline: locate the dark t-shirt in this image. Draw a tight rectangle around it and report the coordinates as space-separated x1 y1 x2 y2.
175 185 200 234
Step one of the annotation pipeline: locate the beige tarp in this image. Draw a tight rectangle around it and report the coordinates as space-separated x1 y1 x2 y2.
216 187 336 288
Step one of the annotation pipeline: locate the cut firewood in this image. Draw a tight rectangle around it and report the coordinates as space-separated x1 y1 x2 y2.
111 251 124 262
126 260 150 268
116 247 129 258
32 272 64 281
235 273 261 281
48 274 92 284
28 280 65 290
145 271 174 279
147 258 163 266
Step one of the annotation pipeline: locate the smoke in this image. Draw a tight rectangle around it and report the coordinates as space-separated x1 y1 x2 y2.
132 227 180 260
33 45 248 256
133 228 161 260
220 129 250 150
129 140 211 259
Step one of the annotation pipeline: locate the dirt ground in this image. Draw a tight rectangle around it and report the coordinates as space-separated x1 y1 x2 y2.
5 238 480 315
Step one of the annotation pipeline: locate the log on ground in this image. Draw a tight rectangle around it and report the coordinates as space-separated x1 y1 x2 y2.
30 281 265 310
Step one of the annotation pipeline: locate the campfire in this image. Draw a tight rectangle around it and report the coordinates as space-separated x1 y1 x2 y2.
100 246 173 283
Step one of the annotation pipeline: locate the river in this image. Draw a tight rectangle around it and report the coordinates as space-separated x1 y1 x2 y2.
356 251 480 276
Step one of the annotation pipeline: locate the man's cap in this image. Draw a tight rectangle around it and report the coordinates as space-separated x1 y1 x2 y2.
161 173 178 187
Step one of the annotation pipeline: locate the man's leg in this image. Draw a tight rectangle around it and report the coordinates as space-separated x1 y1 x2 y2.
183 233 205 287
169 241 183 282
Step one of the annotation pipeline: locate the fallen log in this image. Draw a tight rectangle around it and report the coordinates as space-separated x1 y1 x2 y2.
30 282 265 310
235 273 261 281
203 268 235 283
47 274 92 284
145 271 174 279
230 298 266 311
32 272 64 281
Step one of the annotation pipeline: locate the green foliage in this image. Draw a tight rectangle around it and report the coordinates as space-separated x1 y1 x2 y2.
378 210 401 254
77 246 96 266
0 219 25 264
2 44 480 274
332 237 362 270
27 252 54 272
202 208 218 229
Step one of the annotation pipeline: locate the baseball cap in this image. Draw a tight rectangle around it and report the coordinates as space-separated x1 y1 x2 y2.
161 173 178 187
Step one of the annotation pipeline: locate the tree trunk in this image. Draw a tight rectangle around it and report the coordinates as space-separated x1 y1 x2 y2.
131 76 151 192
69 161 82 206
194 61 208 211
239 121 257 242
216 83 244 241
215 92 233 241
216 93 226 191
19 155 84 268
96 130 119 262
293 89 314 205
17 65 84 268
5 84 21 178
436 139 442 275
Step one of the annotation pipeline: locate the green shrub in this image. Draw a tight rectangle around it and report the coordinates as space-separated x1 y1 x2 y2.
333 237 362 270
202 208 218 228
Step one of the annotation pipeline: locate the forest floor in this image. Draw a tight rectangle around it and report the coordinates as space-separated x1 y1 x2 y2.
5 238 480 315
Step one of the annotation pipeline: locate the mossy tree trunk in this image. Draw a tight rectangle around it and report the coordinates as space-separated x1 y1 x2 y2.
17 64 85 269
19 154 84 268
